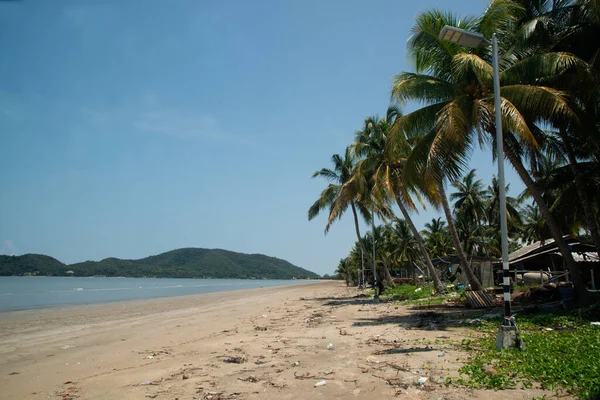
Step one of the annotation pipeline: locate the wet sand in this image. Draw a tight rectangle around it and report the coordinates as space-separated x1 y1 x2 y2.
0 281 560 399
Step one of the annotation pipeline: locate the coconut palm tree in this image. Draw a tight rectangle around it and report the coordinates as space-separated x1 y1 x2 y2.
451 169 492 256
349 107 447 293
390 218 422 280
391 7 592 303
521 204 550 245
485 176 524 236
422 218 453 257
308 147 371 287
335 257 356 286
451 170 488 226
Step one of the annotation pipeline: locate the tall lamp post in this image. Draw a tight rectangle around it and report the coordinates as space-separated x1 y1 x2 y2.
439 26 520 350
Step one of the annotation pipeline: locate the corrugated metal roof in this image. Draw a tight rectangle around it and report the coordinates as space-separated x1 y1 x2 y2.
509 236 596 264
464 290 496 308
572 252 599 262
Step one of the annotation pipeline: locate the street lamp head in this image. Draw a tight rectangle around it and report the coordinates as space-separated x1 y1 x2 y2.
439 25 489 48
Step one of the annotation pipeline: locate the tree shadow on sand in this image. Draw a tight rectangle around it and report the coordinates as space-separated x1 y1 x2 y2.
352 307 498 330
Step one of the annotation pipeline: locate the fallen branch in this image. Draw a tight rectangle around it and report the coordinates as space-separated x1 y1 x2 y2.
293 372 333 380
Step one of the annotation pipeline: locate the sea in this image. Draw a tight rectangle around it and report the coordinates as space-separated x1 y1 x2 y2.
0 276 315 312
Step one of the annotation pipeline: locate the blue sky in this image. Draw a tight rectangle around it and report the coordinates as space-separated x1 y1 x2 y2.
0 0 525 274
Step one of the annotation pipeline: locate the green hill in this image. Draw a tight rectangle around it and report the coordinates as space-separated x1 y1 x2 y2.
0 248 318 279
0 254 68 276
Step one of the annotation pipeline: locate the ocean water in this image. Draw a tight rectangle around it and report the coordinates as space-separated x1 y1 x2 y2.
0 277 315 312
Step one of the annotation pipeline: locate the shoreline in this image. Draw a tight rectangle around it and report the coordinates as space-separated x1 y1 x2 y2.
0 277 322 313
1 281 555 400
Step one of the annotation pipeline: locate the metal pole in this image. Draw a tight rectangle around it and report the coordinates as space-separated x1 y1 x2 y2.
492 34 511 322
359 250 364 288
371 207 378 297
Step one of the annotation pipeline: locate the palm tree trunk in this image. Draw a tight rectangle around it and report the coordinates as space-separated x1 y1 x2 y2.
350 202 368 288
560 130 600 259
394 195 446 293
504 147 590 305
382 258 394 285
438 182 483 290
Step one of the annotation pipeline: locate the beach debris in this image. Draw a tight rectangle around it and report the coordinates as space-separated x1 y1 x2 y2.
60 345 75 350
237 375 259 383
9 372 19 375
254 326 267 331
254 361 265 365
327 343 335 350
436 334 450 339
314 380 327 387
591 322 600 329
144 356 154 359
417 377 428 386
293 361 300 367
138 380 154 386
279 337 290 343
182 374 189 380
63 380 73 384
223 355 247 364
438 350 446 357
145 395 158 399
361 368 369 373
414 288 422 293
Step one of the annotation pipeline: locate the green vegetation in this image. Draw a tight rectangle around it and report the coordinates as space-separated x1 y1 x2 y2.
0 254 67 276
0 248 318 279
381 283 436 302
309 1 600 305
455 307 600 398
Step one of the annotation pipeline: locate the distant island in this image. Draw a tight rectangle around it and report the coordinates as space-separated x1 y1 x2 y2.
0 248 319 279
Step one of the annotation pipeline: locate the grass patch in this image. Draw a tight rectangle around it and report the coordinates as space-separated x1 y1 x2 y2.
382 283 436 301
455 305 600 398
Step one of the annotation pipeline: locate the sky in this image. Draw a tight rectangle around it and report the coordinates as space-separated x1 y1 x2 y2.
0 0 526 275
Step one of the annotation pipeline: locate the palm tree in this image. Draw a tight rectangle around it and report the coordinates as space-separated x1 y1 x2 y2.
308 147 371 287
422 218 453 257
349 107 447 293
391 7 592 303
451 169 491 256
390 218 422 280
335 257 356 286
485 176 523 236
451 170 488 226
521 204 550 245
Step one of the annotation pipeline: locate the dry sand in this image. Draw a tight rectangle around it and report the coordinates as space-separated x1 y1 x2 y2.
0 281 560 399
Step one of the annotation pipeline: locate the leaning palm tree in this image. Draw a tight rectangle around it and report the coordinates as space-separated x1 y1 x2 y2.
348 107 447 293
392 7 592 303
308 147 371 287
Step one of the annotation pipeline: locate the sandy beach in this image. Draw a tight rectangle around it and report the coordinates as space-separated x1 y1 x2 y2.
0 281 558 400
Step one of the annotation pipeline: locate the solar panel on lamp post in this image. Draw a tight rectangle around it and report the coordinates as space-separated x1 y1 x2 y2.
438 26 520 350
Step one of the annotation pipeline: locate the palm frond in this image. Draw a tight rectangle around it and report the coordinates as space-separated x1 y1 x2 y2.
408 9 479 79
502 84 579 125
501 52 592 85
391 72 455 105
